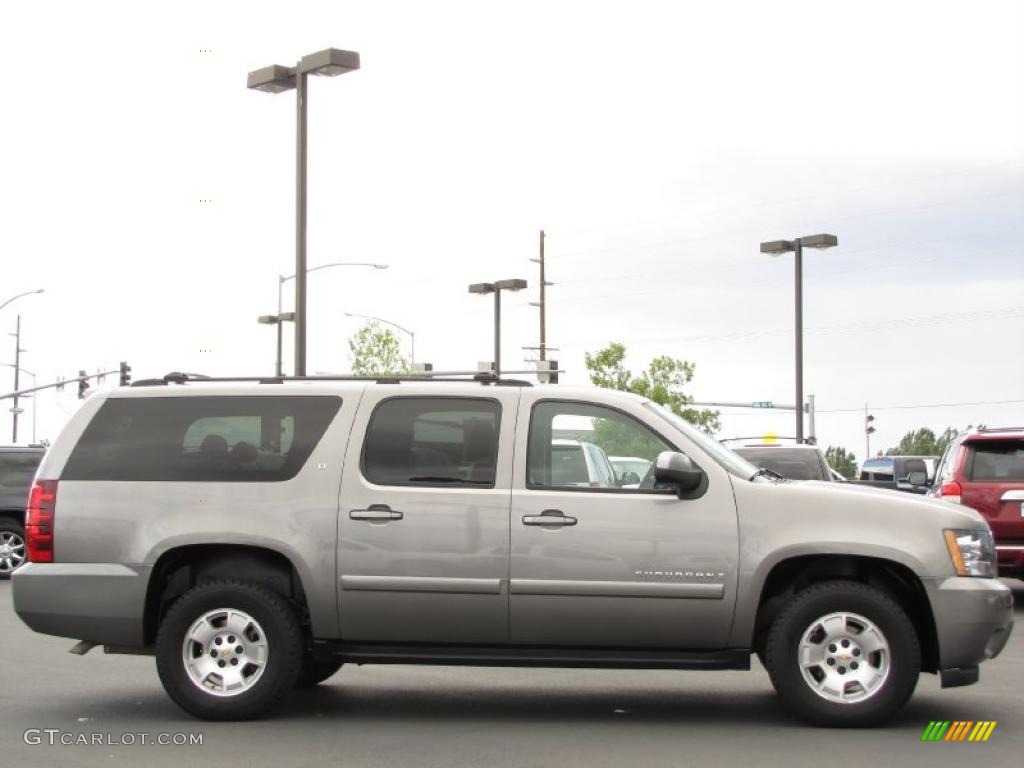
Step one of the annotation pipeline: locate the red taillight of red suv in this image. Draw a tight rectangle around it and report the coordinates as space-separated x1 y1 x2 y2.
939 481 962 504
25 480 58 563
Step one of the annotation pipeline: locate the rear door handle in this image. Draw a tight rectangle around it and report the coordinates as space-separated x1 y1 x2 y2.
522 509 577 527
350 504 404 521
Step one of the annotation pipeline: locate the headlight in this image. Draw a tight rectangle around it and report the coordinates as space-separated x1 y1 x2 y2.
943 529 997 577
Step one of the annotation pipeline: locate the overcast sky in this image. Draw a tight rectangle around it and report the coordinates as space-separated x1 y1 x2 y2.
2 0 1022 465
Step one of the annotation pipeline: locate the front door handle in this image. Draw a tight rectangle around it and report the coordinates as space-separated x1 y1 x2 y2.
350 504 404 521
522 509 577 527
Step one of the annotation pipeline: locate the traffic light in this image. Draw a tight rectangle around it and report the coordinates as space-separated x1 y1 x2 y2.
77 370 89 400
119 361 132 387
548 359 559 385
865 414 876 435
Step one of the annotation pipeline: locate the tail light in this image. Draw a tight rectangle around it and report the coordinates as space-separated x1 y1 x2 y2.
939 481 962 505
26 480 58 563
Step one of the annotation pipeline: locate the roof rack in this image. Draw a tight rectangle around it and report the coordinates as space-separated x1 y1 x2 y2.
131 371 534 388
975 426 1024 433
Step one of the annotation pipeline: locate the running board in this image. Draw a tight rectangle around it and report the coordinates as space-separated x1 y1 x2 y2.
314 642 751 670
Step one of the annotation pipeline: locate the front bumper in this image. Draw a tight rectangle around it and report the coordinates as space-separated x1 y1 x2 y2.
996 545 1024 575
12 562 151 647
927 576 1013 673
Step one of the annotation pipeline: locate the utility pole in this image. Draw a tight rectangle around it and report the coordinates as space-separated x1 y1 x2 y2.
538 230 546 361
865 404 876 460
10 315 22 443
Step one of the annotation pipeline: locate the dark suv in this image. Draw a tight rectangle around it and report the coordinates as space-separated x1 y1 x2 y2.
0 446 45 578
928 428 1024 579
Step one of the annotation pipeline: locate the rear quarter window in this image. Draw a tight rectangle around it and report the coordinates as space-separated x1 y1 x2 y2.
61 396 341 482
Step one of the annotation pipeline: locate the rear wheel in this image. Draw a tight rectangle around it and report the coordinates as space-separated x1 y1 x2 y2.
0 519 26 579
156 580 303 720
764 580 920 727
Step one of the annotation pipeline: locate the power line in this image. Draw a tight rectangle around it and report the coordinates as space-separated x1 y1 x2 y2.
595 305 1024 346
555 227 1022 288
817 398 1024 414
551 247 1021 306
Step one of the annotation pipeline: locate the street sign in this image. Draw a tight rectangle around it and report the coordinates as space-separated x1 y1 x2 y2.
752 401 774 409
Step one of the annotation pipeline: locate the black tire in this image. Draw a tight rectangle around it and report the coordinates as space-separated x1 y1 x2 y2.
156 579 303 720
764 580 920 727
0 518 27 580
296 658 344 688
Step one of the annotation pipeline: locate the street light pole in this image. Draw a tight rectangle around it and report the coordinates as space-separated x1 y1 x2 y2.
2 366 36 443
271 262 387 376
469 279 528 377
759 233 837 442
0 289 44 314
294 67 309 377
794 238 803 442
248 48 361 377
10 315 22 443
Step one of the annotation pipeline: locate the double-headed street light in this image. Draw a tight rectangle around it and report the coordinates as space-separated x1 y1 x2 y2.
759 233 838 441
248 48 361 376
344 312 415 365
469 279 528 377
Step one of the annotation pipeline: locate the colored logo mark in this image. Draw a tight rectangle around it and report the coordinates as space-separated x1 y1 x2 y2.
921 721 996 742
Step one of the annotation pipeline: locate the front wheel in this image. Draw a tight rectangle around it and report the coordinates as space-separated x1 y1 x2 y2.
764 580 920 727
156 580 303 720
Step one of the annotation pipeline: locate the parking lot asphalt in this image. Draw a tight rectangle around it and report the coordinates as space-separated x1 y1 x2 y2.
1 579 1021 768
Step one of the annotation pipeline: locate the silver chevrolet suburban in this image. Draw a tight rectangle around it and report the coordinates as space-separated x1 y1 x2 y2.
12 375 1014 725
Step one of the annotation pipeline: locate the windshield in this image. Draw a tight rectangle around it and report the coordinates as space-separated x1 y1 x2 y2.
733 447 827 481
645 402 758 479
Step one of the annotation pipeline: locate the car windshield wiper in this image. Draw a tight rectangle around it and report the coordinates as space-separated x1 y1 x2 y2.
750 467 787 482
407 476 491 484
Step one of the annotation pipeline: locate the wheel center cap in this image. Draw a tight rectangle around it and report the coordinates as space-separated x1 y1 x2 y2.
0 546 10 557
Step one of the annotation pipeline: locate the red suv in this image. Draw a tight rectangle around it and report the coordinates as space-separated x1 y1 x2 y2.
929 427 1024 579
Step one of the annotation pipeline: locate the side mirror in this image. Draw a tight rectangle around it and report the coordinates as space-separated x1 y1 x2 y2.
904 459 928 487
653 451 705 498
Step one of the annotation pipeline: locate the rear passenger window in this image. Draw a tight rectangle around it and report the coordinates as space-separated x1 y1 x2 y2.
362 398 500 487
967 441 1024 481
62 396 341 482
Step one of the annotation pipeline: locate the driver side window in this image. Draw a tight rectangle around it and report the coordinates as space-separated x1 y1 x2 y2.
527 401 673 491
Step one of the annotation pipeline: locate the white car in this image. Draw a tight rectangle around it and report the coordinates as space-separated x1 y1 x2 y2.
551 439 617 488
609 456 653 486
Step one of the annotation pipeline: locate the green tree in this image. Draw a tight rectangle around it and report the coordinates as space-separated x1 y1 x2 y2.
348 321 410 376
584 342 720 436
825 446 858 480
886 427 960 457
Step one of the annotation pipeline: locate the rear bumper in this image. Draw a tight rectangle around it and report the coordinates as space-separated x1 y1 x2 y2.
12 562 150 647
927 576 1014 675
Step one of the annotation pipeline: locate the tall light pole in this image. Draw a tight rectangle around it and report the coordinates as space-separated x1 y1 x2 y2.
264 262 387 376
248 48 361 376
759 234 838 441
0 289 44 313
468 279 528 377
344 312 415 364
